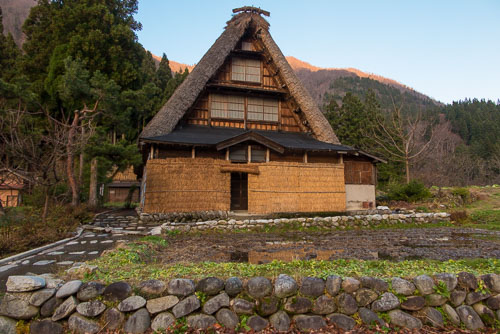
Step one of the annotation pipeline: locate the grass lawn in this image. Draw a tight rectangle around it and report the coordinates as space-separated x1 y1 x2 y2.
460 186 500 230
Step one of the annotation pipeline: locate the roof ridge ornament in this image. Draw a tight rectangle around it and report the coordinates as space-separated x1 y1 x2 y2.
232 6 270 17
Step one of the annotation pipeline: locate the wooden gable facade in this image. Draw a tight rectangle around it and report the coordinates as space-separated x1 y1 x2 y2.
139 7 381 214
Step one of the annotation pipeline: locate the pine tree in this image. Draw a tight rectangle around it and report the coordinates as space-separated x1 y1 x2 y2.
156 53 173 92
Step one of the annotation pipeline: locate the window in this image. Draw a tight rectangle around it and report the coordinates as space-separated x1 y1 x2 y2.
251 147 266 162
211 94 245 119
231 57 261 83
229 147 247 162
247 97 279 122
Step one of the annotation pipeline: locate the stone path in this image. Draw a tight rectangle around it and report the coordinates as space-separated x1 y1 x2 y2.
0 209 161 291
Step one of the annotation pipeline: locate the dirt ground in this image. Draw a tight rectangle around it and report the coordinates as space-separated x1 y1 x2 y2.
157 227 500 264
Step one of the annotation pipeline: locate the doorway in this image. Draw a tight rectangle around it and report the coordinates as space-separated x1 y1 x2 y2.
230 172 248 211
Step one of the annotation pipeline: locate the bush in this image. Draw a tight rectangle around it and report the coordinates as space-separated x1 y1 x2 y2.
387 181 431 202
451 187 470 203
450 210 468 222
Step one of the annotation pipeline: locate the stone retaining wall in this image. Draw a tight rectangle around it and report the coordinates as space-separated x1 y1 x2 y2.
147 212 451 232
1 272 499 333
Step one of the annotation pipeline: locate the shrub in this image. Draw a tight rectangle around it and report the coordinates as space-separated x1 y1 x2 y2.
450 210 468 222
451 187 470 203
387 181 431 202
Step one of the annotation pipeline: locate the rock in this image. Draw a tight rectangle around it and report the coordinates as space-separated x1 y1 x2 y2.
256 296 279 316
230 298 254 315
372 292 400 312
0 316 17 334
456 305 484 330
418 307 444 327
29 288 56 307
247 276 273 299
336 293 357 315
392 277 416 296
360 276 388 293
151 312 175 332
0 293 39 320
138 279 167 296
434 273 458 291
203 292 230 314
40 296 62 317
442 304 461 326
300 277 325 297
413 275 435 295
76 282 105 301
103 281 132 301
388 310 423 329
358 307 385 326
327 313 356 331
450 290 467 306
52 296 77 321
473 303 496 325
6 276 46 292
123 308 151 333
466 291 490 305
76 300 106 317
196 277 224 295
29 319 63 334
284 296 311 314
168 278 195 297
118 295 147 312
293 315 326 331
457 272 478 290
247 315 268 331
481 273 500 293
44 276 64 290
274 274 298 298
426 293 448 306
225 277 243 296
312 294 336 314
341 277 360 293
326 275 342 296
401 296 425 311
355 288 378 307
68 313 100 334
172 295 200 318
187 314 216 330
101 308 125 331
269 310 290 332
56 280 82 298
216 308 239 329
146 295 179 314
486 294 500 310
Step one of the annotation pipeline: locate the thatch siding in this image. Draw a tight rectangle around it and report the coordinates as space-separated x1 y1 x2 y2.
143 158 345 214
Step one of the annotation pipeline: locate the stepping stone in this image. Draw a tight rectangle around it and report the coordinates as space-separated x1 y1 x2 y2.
84 234 96 238
48 251 64 256
97 234 108 237
21 260 30 265
66 241 79 246
90 240 98 244
69 251 85 255
56 261 74 266
88 251 99 255
101 240 114 244
34 260 56 266
0 264 17 273
80 241 87 244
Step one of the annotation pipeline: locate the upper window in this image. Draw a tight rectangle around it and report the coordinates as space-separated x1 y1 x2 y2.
247 97 279 122
211 94 245 119
231 57 261 83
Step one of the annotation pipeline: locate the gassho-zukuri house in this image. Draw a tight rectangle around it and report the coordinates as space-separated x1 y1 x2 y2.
139 7 384 215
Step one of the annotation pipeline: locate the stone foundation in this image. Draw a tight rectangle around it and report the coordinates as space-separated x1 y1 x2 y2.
1 272 498 333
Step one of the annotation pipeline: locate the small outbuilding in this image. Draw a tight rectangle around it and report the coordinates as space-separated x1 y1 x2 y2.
139 7 382 215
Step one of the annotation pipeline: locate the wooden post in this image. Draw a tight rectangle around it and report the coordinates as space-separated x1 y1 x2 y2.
149 145 153 160
303 152 308 163
191 147 196 159
266 148 270 162
247 145 252 163
226 148 230 161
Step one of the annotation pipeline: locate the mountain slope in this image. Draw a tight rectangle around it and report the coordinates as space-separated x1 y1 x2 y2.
0 0 36 46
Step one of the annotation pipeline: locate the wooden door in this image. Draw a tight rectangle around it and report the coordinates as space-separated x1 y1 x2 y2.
231 172 248 210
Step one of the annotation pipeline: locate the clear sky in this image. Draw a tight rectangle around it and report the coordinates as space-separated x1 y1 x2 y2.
134 0 500 104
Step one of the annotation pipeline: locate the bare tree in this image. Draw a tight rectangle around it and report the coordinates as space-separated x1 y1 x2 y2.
372 99 436 184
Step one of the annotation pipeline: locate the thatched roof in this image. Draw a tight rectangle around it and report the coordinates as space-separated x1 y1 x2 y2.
140 10 340 145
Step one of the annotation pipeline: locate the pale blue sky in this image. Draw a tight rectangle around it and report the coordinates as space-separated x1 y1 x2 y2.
135 1 500 103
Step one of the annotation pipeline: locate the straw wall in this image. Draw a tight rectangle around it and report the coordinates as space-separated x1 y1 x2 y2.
248 162 345 214
143 158 230 213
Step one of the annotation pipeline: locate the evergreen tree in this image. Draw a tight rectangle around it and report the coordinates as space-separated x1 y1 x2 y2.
156 53 173 92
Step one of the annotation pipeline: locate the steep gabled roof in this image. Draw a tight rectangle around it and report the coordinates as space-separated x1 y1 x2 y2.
140 10 340 144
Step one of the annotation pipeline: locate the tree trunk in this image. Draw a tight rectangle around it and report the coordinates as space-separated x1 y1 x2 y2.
42 188 49 223
89 157 98 207
78 127 84 186
67 112 80 207
405 158 410 184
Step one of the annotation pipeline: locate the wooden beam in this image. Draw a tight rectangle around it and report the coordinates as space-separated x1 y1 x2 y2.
225 148 230 161
247 145 252 163
303 152 308 163
266 148 270 162
191 147 196 159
